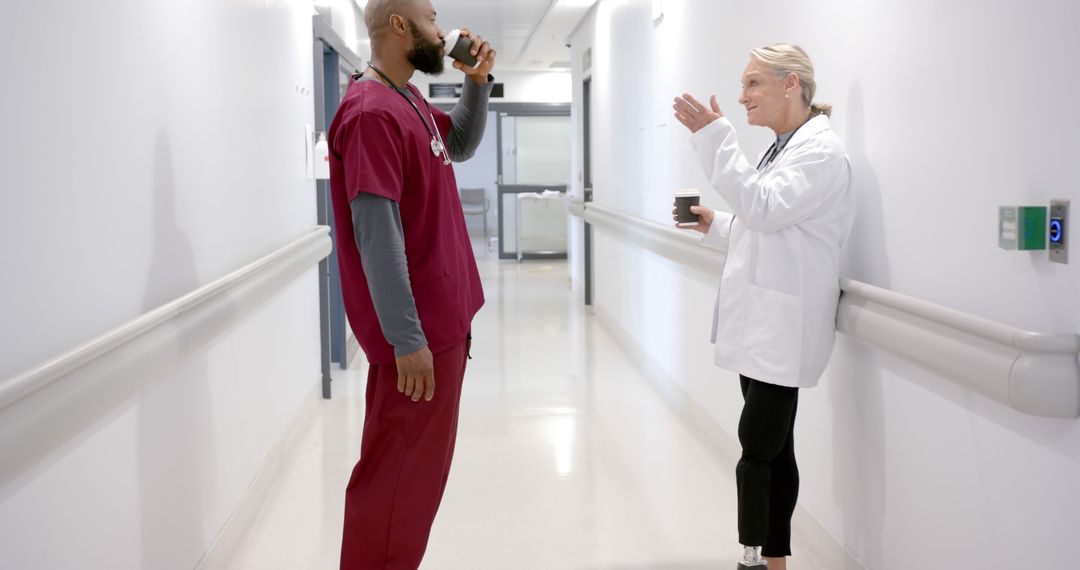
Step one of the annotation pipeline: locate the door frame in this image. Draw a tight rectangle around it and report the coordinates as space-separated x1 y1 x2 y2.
582 77 594 305
312 14 362 398
493 103 571 260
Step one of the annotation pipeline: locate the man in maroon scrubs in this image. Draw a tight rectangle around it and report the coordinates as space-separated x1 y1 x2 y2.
327 0 496 568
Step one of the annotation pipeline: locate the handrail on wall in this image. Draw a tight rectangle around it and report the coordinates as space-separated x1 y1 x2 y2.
0 227 332 413
570 201 1080 419
0 227 333 490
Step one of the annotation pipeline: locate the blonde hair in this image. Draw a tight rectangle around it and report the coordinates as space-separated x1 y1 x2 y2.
750 43 832 118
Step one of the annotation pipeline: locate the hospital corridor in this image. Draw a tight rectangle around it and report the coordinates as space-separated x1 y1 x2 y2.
218 245 770 570
2 1 1079 570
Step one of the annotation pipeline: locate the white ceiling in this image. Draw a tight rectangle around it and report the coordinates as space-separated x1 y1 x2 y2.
383 0 597 71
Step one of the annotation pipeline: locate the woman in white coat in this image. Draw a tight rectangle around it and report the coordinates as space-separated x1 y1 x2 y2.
672 44 855 570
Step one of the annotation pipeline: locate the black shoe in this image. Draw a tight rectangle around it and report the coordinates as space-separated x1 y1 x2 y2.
736 562 767 569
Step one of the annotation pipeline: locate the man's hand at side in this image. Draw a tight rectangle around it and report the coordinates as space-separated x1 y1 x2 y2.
396 346 435 402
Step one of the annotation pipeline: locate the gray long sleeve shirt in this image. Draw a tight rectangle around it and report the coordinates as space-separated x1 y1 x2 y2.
350 76 493 356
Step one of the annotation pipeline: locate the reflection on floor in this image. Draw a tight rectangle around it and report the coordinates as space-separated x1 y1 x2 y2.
218 238 819 569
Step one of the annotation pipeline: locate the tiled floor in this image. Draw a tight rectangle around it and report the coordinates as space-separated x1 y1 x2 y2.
219 240 817 569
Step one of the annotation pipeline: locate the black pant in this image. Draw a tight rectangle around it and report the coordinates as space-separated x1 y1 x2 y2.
736 375 799 557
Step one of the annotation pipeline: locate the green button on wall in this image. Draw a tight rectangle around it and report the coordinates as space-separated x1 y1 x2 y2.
1018 206 1047 250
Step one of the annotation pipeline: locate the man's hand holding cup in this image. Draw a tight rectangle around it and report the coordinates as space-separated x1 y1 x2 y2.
445 28 495 84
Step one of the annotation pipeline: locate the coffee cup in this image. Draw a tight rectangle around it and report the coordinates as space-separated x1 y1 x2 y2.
444 29 479 68
675 190 701 226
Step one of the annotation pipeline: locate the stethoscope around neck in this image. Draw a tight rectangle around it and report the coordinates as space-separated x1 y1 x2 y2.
364 63 451 166
756 115 813 171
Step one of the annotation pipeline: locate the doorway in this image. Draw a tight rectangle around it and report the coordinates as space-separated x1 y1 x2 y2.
493 104 572 261
312 15 362 398
582 77 594 305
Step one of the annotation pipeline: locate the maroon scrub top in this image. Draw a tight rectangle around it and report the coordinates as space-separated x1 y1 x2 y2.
328 77 484 365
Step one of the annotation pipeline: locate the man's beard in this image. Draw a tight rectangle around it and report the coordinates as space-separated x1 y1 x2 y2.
407 20 445 75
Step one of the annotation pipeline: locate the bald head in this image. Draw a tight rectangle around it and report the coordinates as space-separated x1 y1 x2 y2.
365 0 423 39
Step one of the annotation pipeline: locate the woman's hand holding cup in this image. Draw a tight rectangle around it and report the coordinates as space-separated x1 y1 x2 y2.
672 202 714 235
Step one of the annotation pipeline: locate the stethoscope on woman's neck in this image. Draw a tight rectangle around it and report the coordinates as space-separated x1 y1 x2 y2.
365 62 452 166
757 110 813 170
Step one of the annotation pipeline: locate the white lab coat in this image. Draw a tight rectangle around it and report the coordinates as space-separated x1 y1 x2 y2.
690 114 855 388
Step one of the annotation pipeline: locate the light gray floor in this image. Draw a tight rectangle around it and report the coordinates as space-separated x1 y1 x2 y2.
220 241 819 569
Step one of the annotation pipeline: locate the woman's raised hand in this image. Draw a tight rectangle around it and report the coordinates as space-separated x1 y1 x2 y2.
673 93 723 134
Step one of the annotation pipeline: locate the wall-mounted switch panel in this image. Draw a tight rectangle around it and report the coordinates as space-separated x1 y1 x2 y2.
1000 206 1047 250
1049 200 1068 264
999 206 1018 250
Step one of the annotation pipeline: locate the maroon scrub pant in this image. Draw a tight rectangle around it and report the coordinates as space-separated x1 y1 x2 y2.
340 338 468 570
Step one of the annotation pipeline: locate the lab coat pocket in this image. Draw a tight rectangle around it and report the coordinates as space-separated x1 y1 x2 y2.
743 284 804 382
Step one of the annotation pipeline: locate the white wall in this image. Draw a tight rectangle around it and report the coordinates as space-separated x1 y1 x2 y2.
571 1 1080 568
0 0 322 568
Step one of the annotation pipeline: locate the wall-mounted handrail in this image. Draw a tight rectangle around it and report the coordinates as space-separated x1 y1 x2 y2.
582 202 729 275
571 203 1080 419
0 227 333 490
835 280 1080 418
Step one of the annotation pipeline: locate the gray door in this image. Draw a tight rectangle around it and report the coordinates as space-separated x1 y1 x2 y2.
494 107 572 260
583 77 594 305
